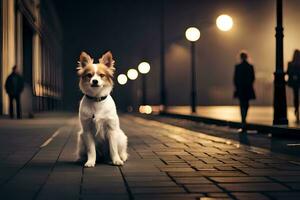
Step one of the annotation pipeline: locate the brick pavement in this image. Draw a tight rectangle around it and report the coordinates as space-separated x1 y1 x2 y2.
0 114 300 199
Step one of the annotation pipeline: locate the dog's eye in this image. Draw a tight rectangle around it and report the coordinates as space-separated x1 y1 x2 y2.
86 73 93 78
100 74 105 78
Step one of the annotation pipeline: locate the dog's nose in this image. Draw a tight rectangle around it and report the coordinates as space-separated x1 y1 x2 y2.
92 80 98 85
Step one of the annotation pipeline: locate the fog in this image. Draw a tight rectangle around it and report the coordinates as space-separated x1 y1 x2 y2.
53 0 300 110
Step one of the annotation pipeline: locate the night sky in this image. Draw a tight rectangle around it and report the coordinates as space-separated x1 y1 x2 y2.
53 0 300 111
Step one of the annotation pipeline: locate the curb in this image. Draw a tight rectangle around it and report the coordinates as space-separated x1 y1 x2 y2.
160 112 300 139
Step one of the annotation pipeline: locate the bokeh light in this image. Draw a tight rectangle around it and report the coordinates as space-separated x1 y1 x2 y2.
138 62 151 74
139 105 152 114
185 27 201 42
117 74 128 85
216 14 233 32
127 69 138 80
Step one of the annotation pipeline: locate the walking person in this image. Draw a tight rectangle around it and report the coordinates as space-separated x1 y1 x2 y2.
233 51 256 131
5 65 24 119
287 49 300 123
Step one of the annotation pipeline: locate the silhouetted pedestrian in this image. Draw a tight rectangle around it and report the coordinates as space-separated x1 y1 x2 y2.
5 66 24 119
233 51 256 131
287 49 300 122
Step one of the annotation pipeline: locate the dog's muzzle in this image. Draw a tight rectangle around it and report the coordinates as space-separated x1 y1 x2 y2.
91 84 100 87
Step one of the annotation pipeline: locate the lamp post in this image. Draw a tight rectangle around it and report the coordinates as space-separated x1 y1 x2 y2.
185 27 200 113
273 0 288 125
138 62 151 105
160 0 166 111
127 68 139 111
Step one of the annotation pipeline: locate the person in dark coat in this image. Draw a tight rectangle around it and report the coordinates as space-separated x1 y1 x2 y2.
287 49 300 122
5 65 24 119
234 51 256 130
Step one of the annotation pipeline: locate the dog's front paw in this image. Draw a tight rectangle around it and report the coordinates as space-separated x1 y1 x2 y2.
112 158 124 166
84 160 95 168
120 152 128 162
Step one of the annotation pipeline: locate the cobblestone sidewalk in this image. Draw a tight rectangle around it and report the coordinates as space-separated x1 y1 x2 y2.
1 114 300 200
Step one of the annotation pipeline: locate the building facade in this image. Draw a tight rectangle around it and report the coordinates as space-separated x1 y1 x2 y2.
1 0 63 116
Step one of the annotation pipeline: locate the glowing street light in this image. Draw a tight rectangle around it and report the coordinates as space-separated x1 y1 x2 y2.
117 74 127 85
138 62 151 74
185 27 200 113
127 69 138 80
216 14 233 32
185 27 201 42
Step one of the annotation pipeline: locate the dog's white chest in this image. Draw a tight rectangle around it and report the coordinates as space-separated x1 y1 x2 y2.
79 95 117 120
91 117 108 140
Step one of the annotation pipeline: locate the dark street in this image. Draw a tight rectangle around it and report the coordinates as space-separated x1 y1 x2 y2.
2 0 300 199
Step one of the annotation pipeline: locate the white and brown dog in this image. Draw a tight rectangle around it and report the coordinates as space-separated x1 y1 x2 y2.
76 51 128 167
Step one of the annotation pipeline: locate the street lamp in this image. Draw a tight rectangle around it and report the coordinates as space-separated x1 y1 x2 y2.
127 69 138 80
117 74 127 85
273 0 288 125
185 27 200 113
185 27 201 42
138 62 151 105
216 14 233 32
160 0 166 112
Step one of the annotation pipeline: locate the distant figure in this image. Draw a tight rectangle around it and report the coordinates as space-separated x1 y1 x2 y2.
233 51 256 130
287 49 300 122
5 65 24 119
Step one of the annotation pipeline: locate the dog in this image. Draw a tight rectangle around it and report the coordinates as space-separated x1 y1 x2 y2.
76 51 128 167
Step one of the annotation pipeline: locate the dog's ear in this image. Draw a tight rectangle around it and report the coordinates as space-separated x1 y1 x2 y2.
79 51 93 68
77 52 93 76
99 51 115 68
